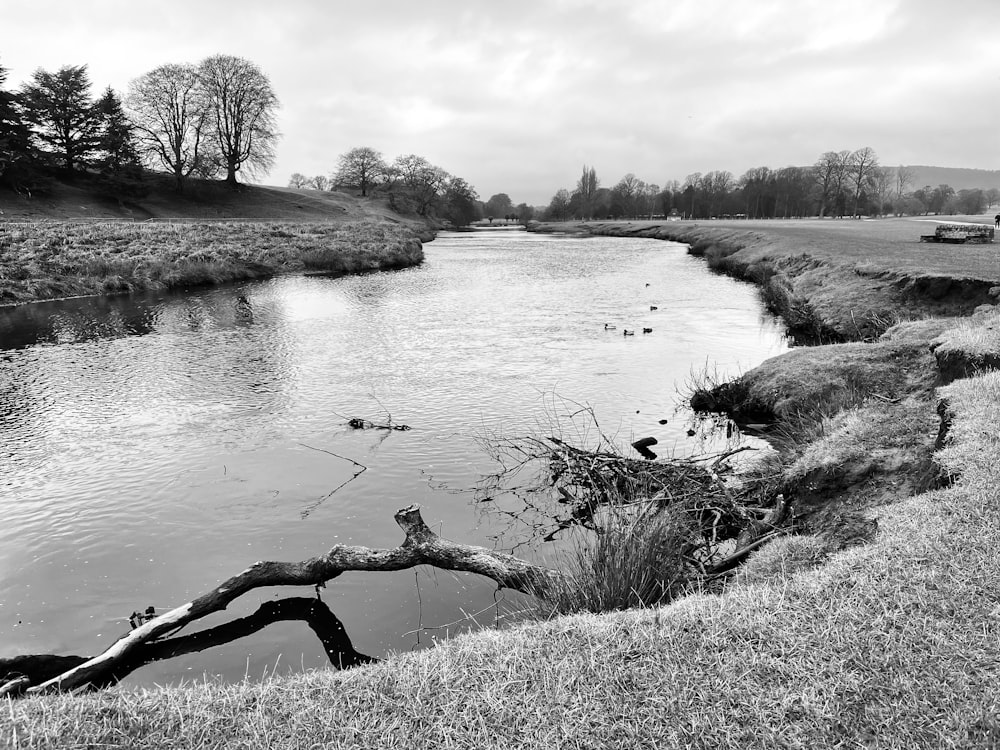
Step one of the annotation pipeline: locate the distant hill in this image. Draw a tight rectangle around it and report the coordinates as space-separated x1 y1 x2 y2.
903 166 1000 192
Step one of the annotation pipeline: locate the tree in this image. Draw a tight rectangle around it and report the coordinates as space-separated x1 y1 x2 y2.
20 64 101 174
515 202 534 225
894 165 915 203
126 64 212 191
813 151 851 217
848 147 879 217
613 173 644 218
288 172 309 188
544 188 572 221
574 165 599 220
384 154 446 215
198 54 279 185
93 87 138 174
333 146 385 197
441 176 481 227
0 60 33 188
483 192 514 221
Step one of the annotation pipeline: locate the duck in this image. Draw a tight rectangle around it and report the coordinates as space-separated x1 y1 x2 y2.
604 323 617 330
623 329 635 336
642 327 653 334
650 305 658 311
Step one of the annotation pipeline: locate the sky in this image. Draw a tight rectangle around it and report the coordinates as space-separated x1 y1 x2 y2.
2 0 997 205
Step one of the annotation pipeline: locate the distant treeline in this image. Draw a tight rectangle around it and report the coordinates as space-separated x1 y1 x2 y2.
542 151 1000 221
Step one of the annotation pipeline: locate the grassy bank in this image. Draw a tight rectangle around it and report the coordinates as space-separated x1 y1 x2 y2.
533 217 1000 341
0 220 424 304
4 220 1000 748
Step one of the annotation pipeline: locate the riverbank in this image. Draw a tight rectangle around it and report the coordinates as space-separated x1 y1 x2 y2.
0 220 425 305
531 217 999 341
4 220 1000 748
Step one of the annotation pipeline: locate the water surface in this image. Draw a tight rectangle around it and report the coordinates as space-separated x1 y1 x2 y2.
0 228 788 685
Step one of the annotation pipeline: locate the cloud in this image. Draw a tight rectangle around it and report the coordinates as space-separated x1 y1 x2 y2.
3 0 998 204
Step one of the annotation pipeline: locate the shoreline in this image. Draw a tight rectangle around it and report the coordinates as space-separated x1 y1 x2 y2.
3 219 1000 747
0 220 426 307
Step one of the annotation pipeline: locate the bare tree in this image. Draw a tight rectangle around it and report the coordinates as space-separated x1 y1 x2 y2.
574 165 599 219
310 174 330 191
894 165 915 201
869 167 894 217
126 64 212 191
288 172 309 188
333 146 385 197
198 54 279 186
848 147 879 217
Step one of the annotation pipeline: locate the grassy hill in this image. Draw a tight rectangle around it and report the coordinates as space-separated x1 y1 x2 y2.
0 174 431 235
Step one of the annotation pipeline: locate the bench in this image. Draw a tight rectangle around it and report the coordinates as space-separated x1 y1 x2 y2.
920 224 995 244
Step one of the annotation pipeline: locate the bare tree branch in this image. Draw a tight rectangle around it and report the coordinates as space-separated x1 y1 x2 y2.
27 505 566 694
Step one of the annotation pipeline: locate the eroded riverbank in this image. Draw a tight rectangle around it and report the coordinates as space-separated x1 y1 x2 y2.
0 220 425 305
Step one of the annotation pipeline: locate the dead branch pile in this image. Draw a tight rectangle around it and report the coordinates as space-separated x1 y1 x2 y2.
482 433 792 574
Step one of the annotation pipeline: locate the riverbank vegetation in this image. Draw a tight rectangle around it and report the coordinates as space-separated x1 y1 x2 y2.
0 220 424 304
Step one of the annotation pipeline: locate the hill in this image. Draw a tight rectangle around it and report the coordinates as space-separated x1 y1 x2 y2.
0 174 432 236
903 165 1000 192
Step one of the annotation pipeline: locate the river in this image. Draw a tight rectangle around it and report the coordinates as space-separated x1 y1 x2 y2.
0 227 788 686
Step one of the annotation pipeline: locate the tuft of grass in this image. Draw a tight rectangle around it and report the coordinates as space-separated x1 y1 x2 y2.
537 502 696 617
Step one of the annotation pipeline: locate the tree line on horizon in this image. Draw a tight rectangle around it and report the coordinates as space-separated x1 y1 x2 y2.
541 151 1000 222
0 55 278 199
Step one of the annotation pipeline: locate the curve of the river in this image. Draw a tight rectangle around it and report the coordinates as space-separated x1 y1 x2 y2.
0 227 788 685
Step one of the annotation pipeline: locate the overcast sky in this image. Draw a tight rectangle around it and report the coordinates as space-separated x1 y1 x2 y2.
3 0 997 205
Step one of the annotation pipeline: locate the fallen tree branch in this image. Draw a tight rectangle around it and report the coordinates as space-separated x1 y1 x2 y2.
0 598 373 697
26 504 567 694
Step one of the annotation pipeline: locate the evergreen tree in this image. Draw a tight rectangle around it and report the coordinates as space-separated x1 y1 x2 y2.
0 60 33 188
93 86 138 173
21 64 101 174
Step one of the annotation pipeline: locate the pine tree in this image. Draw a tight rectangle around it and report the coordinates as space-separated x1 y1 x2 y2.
21 64 101 174
94 87 138 173
0 61 33 188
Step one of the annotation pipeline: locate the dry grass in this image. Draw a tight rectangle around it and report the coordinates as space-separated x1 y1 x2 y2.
0 220 424 304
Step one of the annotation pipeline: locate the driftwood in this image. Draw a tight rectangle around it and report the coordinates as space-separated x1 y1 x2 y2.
10 505 566 696
0 598 373 697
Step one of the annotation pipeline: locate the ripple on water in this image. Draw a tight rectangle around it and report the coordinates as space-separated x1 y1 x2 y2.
0 230 788 684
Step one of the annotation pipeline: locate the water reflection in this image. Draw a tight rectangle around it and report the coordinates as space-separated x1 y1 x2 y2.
0 230 788 686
